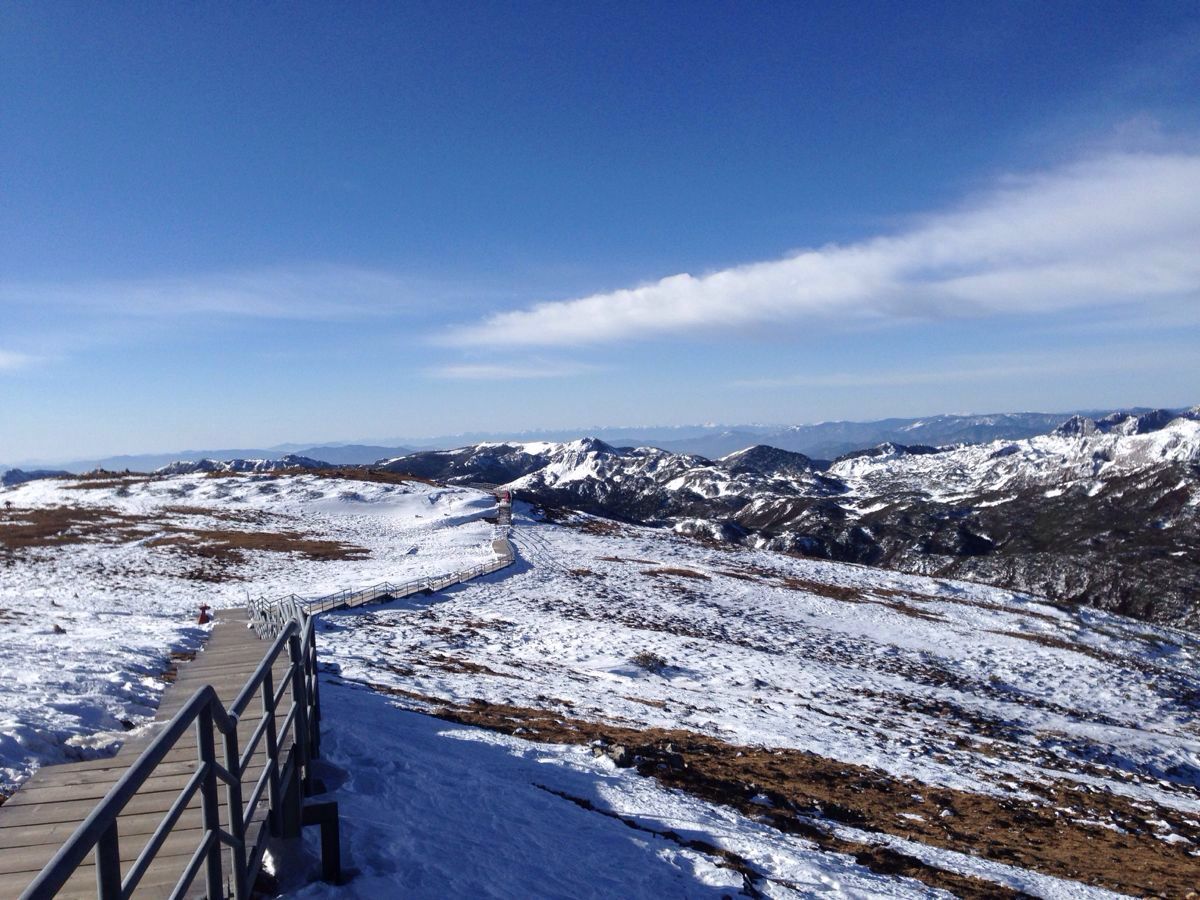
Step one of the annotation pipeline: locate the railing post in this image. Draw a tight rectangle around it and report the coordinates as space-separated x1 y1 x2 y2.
95 822 121 900
196 706 224 900
262 668 283 836
222 718 249 900
305 622 322 759
288 632 312 793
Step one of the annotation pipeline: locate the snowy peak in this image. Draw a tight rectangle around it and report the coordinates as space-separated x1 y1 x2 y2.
381 438 845 523
154 454 330 475
832 442 945 463
1051 415 1097 438
379 417 1200 626
1054 408 1192 439
719 444 818 477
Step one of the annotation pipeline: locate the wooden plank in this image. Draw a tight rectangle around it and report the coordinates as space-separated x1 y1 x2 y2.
4 761 268 809
0 808 260 875
13 759 198 791
0 765 272 857
2 769 194 808
0 818 264 899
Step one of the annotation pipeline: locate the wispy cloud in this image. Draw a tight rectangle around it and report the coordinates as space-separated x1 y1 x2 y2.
426 360 600 380
0 350 40 372
0 265 456 321
443 152 1200 346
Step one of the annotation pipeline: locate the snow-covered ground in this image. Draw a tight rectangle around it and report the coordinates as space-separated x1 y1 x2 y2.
285 685 953 900
321 513 1200 806
0 472 496 789
2 471 1198 897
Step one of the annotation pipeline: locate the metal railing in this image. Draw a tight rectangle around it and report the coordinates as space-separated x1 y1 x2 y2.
21 618 322 900
248 522 516 639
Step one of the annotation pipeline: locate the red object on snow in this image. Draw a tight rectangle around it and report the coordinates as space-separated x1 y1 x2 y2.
197 603 212 625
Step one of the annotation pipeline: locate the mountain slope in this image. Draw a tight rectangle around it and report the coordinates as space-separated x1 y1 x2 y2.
379 409 1200 627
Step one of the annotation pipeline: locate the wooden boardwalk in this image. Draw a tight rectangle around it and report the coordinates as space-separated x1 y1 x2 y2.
0 609 290 898
0 493 516 897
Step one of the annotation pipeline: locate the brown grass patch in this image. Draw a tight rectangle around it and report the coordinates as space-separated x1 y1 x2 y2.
642 567 711 580
874 585 1068 626
0 504 367 568
410 698 1200 899
160 505 274 524
422 653 516 678
0 506 153 550
146 528 368 563
988 628 1127 666
565 517 625 535
538 506 627 535
623 695 669 709
777 575 865 601
776 576 946 621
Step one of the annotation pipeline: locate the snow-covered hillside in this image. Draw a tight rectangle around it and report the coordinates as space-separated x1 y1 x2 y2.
1 470 1198 897
378 409 1200 627
0 471 496 790
827 414 1200 497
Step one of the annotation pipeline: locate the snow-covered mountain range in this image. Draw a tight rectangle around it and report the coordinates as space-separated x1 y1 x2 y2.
153 454 330 475
378 407 1200 628
3 469 1199 895
10 408 1179 476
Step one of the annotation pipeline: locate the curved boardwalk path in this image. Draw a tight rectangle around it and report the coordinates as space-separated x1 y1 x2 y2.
0 494 515 898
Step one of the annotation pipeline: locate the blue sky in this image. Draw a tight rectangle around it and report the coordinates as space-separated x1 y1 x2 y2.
2 1 1199 462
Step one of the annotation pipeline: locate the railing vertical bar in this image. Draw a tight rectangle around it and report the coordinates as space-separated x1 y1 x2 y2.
262 667 282 836
95 822 120 900
196 707 224 900
288 632 312 792
223 719 249 900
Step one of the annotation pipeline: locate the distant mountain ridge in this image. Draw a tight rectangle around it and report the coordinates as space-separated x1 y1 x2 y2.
7 405 1196 626
1 444 413 475
6 407 1182 474
154 454 332 475
376 407 1200 628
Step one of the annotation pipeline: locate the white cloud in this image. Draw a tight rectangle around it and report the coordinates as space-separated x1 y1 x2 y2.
443 152 1200 346
426 361 599 380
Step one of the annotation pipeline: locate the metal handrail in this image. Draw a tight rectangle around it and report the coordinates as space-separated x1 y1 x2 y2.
247 518 516 639
21 618 320 900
